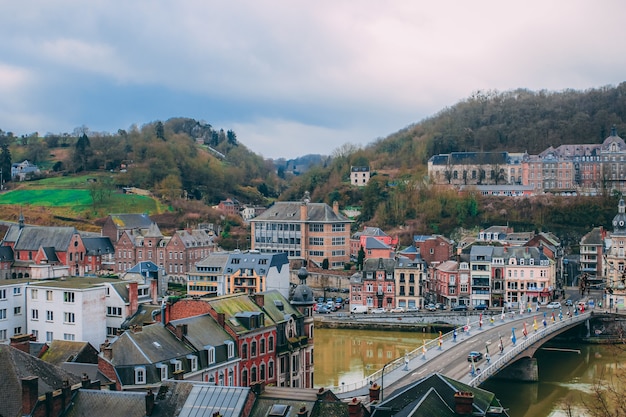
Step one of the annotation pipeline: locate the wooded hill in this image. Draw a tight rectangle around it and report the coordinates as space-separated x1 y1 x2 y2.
280 83 626 247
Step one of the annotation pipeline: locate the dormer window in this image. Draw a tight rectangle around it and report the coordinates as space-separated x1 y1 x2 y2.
157 363 168 381
207 346 216 364
226 340 235 358
134 366 146 384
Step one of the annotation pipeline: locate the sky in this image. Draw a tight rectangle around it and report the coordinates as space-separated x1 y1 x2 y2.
1 1 625 160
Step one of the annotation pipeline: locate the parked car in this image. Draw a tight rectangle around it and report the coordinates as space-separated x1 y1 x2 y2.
546 301 562 309
340 288 350 293
317 306 331 314
390 307 405 313
435 303 447 310
406 306 419 313
351 305 368 314
335 297 344 304
467 351 483 362
426 303 437 311
452 304 468 311
565 299 574 306
473 304 489 311
371 307 386 314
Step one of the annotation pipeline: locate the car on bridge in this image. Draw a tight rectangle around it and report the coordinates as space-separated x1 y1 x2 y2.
371 307 386 314
473 304 489 311
452 304 468 311
425 303 437 311
546 301 562 309
390 307 405 313
467 351 483 362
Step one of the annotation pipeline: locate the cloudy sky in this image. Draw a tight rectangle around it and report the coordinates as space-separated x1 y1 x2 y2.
1 1 625 159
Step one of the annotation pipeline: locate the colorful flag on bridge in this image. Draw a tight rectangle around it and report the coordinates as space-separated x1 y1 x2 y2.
511 327 517 345
533 316 538 331
438 331 443 348
523 322 528 337
479 313 483 328
422 339 427 355
551 312 555 322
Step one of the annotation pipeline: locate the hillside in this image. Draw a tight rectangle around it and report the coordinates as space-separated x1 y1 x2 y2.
280 83 626 245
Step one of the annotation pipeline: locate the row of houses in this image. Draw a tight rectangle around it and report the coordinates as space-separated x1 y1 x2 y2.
428 126 626 195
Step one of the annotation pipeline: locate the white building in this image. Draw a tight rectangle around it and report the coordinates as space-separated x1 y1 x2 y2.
27 277 117 348
0 279 29 343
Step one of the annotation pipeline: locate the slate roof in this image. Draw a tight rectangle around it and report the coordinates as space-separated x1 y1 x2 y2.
0 245 14 262
0 344 83 417
206 294 274 335
364 236 391 250
39 340 98 366
107 323 195 366
168 314 235 350
363 257 395 273
259 290 302 323
174 228 213 247
12 226 78 251
109 281 130 303
126 260 160 274
83 236 115 256
353 227 388 238
41 246 60 262
65 390 149 417
375 373 508 417
108 213 154 230
250 387 348 417
226 251 290 275
122 304 160 329
470 245 495 261
252 201 351 223
580 226 605 246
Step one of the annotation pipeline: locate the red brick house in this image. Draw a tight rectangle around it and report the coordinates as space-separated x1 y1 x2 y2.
413 235 454 266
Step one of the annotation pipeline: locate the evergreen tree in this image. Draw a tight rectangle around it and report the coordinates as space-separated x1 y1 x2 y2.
0 141 11 188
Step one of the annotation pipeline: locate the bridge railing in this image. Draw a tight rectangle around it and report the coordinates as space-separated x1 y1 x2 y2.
328 314 486 393
468 311 589 387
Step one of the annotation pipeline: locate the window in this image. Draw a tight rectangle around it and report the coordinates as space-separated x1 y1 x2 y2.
268 336 274 352
0 329 6 341
226 341 235 358
14 327 22 335
63 292 75 303
63 333 75 341
251 340 257 357
14 306 21 315
260 338 266 354
158 364 168 381
269 360 274 379
135 367 146 384
309 237 324 246
187 355 198 372
0 289 6 300
170 359 182 372
46 331 53 342
241 343 248 359
46 310 53 321
31 289 38 300
309 224 324 232
13 287 21 296
46 291 53 301
107 306 122 316
32 330 38 340
331 224 345 232
64 312 75 324
31 309 39 320
331 237 345 245
207 346 216 364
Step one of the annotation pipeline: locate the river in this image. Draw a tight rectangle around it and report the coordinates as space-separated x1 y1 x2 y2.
314 327 626 417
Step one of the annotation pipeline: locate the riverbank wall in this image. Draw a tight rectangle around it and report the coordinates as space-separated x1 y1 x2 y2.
314 317 455 333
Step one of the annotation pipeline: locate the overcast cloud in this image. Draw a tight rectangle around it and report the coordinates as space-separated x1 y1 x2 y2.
1 1 625 159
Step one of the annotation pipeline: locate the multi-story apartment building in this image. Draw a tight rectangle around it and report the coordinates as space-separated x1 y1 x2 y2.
394 256 425 310
413 235 454 266
187 251 290 299
0 279 29 343
495 246 554 308
114 222 215 282
353 257 396 310
428 126 626 195
431 260 459 308
579 226 606 280
350 226 398 260
250 193 352 269
469 246 493 308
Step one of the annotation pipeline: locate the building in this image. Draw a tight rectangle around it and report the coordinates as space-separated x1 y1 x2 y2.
350 166 370 186
250 192 352 268
82 236 115 275
218 198 240 216
350 226 398 260
579 226 606 281
432 260 462 308
428 126 626 196
354 258 396 310
393 256 426 310
11 160 40 181
188 250 290 299
603 199 626 310
468 246 493 308
413 235 454 266
2 219 88 278
0 279 29 343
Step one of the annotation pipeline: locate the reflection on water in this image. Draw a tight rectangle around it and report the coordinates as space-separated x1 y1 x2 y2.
315 327 626 416
482 342 626 417
314 327 436 388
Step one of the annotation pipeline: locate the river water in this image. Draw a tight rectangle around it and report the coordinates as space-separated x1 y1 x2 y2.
314 327 626 417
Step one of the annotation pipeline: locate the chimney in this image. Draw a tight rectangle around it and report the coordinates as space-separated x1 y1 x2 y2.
333 201 339 215
454 391 474 415
348 398 362 417
62 380 72 410
297 405 308 417
145 389 155 416
45 391 53 416
151 278 158 304
81 373 90 389
217 312 225 327
175 324 188 340
128 281 139 314
254 293 264 308
173 370 185 380
300 202 308 221
21 376 39 415
101 341 113 361
10 333 36 353
369 383 380 402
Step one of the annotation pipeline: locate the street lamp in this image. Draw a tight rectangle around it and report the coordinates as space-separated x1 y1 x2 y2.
380 358 394 402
